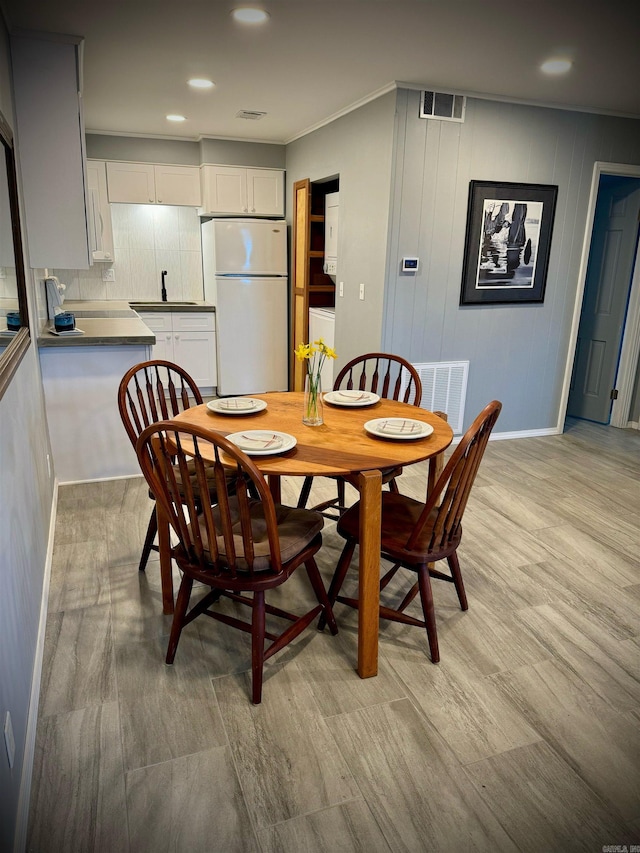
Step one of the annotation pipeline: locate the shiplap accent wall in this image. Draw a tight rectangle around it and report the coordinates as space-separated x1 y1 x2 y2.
382 89 640 433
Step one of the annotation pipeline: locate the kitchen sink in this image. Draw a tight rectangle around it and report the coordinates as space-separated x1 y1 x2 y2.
130 301 199 307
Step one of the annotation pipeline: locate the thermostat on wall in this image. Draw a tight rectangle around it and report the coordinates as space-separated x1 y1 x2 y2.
401 257 419 272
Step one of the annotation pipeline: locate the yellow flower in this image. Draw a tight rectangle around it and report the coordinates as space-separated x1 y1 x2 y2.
294 340 337 372
294 342 312 361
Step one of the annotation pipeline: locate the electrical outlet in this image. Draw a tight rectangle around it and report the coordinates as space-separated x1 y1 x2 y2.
4 711 15 769
339 281 344 297
359 282 365 301
102 267 115 282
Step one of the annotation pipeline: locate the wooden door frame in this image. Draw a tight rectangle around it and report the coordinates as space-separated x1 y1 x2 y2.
558 161 640 430
291 178 311 390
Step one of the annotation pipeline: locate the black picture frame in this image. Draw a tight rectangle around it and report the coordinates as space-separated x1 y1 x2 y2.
460 180 558 305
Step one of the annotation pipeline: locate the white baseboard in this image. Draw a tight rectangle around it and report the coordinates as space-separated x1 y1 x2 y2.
489 426 560 441
450 425 560 445
59 472 145 486
13 479 58 853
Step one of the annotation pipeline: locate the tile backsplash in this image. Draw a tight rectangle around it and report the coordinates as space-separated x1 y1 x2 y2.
52 204 204 303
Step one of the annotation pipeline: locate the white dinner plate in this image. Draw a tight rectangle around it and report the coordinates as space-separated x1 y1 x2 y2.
225 430 297 456
364 417 434 441
323 389 380 407
207 397 267 415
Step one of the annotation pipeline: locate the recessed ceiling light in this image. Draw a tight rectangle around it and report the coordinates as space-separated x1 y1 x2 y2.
166 114 186 122
540 58 572 75
188 78 215 89
232 7 270 24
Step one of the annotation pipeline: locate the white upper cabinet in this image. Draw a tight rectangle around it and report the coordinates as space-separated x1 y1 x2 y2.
106 162 154 204
106 162 201 206
85 160 115 263
11 34 91 269
154 165 202 206
200 165 284 216
247 169 284 216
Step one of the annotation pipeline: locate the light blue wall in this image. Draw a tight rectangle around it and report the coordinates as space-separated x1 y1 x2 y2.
86 133 286 169
285 92 396 371
0 14 55 851
383 89 640 432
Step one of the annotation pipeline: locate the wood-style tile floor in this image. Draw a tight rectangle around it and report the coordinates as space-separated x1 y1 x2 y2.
27 418 640 852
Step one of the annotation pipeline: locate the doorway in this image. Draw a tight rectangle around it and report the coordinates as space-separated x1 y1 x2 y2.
561 162 640 430
290 176 339 390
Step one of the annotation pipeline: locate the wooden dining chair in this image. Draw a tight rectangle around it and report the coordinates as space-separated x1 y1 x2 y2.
297 352 423 518
320 400 502 662
118 359 212 573
136 420 338 704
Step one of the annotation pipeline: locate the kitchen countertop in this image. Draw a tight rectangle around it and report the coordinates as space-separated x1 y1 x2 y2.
36 299 215 347
38 316 156 347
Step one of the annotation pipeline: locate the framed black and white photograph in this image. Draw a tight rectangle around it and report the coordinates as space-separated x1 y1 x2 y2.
460 180 558 305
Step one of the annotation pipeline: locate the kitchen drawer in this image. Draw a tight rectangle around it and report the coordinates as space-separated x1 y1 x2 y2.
139 313 173 333
172 312 215 332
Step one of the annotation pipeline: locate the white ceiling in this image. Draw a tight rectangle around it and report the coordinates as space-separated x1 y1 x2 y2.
3 1 639 144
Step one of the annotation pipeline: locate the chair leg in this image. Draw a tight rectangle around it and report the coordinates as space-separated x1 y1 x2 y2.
318 539 356 630
139 506 158 572
388 477 399 494
336 478 346 511
447 551 468 611
165 574 193 664
297 476 313 509
304 558 338 635
417 564 439 663
251 591 266 704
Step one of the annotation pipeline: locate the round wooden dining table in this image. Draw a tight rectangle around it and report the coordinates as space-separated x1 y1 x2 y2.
167 391 453 678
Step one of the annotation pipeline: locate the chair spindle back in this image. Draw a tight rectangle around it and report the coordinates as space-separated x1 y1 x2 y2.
408 400 502 554
334 352 422 405
118 360 203 447
137 422 284 580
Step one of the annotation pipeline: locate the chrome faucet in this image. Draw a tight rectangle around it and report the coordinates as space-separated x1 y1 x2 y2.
161 270 168 302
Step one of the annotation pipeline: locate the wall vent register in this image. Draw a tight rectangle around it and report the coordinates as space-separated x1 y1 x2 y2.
419 91 466 123
403 360 469 434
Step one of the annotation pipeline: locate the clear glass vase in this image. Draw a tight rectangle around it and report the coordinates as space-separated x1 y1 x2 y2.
303 373 323 425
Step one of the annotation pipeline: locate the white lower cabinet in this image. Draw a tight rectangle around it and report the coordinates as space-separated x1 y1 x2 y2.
139 312 217 388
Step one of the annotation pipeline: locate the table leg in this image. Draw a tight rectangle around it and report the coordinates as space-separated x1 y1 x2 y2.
156 501 174 615
357 469 382 678
267 474 281 503
428 411 448 496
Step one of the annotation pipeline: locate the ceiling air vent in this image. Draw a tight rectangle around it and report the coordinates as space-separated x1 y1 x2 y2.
236 110 267 120
419 91 466 123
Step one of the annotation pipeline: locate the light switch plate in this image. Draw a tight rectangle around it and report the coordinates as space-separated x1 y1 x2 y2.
359 282 365 300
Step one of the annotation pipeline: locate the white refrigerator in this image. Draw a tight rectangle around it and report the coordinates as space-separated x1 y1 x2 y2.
201 218 289 396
